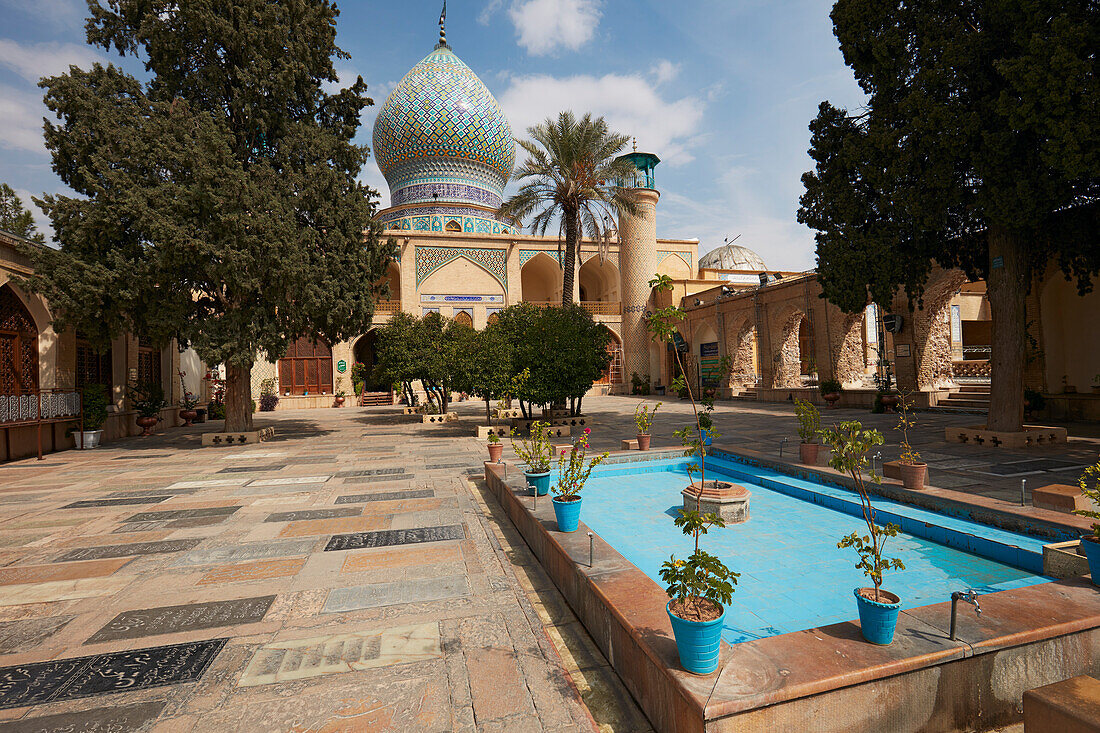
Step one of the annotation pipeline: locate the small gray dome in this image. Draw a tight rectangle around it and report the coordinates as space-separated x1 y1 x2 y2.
698 244 767 271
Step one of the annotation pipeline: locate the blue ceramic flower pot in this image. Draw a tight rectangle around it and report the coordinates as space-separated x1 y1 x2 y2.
525 470 551 496
854 588 901 645
552 496 582 532
1080 537 1100 585
667 600 725 675
701 429 713 446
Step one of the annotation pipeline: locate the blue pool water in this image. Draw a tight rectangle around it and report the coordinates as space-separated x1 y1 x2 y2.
578 455 1052 644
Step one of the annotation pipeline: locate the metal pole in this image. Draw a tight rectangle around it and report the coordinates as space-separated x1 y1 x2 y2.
36 389 42 461
779 437 789 458
588 532 594 568
1021 478 1027 507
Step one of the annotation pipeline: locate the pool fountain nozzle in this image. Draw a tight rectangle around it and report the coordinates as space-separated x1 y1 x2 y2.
588 532 594 568
1021 478 1027 506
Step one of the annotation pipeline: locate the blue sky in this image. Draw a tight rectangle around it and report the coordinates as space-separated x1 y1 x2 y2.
0 0 865 270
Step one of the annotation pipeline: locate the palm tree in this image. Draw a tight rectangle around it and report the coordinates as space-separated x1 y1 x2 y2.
498 112 639 306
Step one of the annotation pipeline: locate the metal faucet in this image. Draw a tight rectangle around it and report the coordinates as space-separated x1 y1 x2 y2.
779 436 789 458
949 589 982 640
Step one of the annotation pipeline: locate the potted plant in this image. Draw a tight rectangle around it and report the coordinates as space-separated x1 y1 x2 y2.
510 420 553 496
648 274 740 675
258 378 279 411
551 428 608 532
821 421 906 645
76 383 109 449
334 376 346 407
176 371 199 426
819 378 842 408
794 398 822 465
129 383 167 436
634 401 661 451
1072 460 1100 584
895 394 927 490
487 431 503 462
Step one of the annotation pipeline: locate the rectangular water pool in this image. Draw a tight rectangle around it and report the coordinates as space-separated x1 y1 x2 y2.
579 455 1052 644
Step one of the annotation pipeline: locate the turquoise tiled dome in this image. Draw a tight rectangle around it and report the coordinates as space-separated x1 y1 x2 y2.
373 45 515 211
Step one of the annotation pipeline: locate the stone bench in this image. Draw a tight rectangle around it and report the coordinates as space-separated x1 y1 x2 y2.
620 439 639 450
1034 484 1090 514
1024 675 1100 732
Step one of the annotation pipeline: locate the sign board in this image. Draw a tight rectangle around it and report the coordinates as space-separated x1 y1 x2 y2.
421 294 504 303
336 360 347 374
992 256 1004 269
700 342 720 389
896 344 911 358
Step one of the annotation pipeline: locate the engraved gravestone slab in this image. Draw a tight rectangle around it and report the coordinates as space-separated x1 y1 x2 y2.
324 524 464 552
217 464 286 473
0 616 75 654
86 596 275 643
122 506 241 523
60 497 168 509
341 474 415 485
335 489 434 504
54 539 202 563
264 507 361 523
107 488 200 498
335 468 405 478
171 538 316 567
112 454 173 460
323 576 468 613
0 701 167 732
424 462 479 470
0 638 227 709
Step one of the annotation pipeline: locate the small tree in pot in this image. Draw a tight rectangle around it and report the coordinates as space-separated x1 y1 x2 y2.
648 273 739 674
510 420 554 496
551 428 608 532
822 421 906 645
77 383 109 448
486 431 503 463
819 378 842 408
894 394 926 490
129 383 167 436
794 398 822 465
634 401 661 451
1072 460 1100 585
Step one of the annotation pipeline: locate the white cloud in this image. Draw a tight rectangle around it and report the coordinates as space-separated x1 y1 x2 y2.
508 0 601 55
498 72 704 164
650 60 680 85
0 39 104 83
0 85 46 154
0 0 85 30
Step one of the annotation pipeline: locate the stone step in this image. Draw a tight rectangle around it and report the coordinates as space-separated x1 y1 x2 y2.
940 397 990 408
957 385 991 394
358 392 391 406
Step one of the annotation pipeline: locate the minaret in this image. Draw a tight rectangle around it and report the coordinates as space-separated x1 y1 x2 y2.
616 149 661 385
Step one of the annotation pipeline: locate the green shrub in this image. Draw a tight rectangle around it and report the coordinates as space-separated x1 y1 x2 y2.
81 384 109 431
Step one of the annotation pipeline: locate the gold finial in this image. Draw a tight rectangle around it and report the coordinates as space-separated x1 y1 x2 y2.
632 137 637 153
438 1 447 46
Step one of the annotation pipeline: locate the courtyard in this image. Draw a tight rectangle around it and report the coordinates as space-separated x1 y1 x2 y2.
0 396 1095 731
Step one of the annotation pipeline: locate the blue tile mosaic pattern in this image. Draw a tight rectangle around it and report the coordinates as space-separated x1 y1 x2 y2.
578 457 1052 645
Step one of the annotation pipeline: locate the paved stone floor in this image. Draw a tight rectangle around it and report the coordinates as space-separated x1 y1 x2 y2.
0 394 1096 732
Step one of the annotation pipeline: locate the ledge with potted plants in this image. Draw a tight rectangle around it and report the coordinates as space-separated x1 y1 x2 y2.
879 394 928 490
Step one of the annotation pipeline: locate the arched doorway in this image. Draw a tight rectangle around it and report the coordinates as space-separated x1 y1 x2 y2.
521 253 562 304
730 319 758 386
775 310 807 388
352 331 389 393
0 285 39 395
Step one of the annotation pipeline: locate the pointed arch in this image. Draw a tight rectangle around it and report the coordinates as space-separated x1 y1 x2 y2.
0 284 39 394
521 251 563 303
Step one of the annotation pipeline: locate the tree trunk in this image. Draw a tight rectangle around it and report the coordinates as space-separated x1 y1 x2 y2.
485 397 491 426
225 361 254 432
561 207 579 306
986 225 1028 433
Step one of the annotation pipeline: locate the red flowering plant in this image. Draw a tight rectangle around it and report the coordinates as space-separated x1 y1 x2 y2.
553 428 609 502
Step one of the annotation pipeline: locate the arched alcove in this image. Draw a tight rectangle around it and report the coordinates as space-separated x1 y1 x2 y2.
655 253 691 280
578 257 620 304
521 253 563 303
774 309 807 388
0 284 39 394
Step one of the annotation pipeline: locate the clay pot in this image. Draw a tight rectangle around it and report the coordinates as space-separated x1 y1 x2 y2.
136 416 158 437
487 442 503 462
334 395 345 407
637 433 652 451
880 394 900 412
823 393 840 408
899 462 927 490
179 409 198 427
799 442 819 465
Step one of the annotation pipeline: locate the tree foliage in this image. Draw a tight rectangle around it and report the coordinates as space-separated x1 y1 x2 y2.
494 303 612 417
372 311 471 414
24 0 393 431
498 112 639 306
0 184 46 243
799 0 1099 432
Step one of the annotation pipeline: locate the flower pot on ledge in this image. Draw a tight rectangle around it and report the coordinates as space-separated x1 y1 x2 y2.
899 462 927 490
136 416 158 437
667 599 725 675
799 442 819 465
823 392 840 408
487 442 503 462
637 433 652 451
551 496 582 532
854 588 901 645
179 409 198 427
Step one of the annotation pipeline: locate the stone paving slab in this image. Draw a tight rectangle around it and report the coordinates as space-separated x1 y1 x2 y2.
0 701 167 732
335 488 434 503
59 497 168 509
324 524 465 552
322 575 469 613
170 538 316 567
54 539 202 563
263 507 362 522
0 616 74 654
85 596 275 643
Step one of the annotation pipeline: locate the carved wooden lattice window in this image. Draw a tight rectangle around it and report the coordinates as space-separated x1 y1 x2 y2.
76 339 112 390
137 339 160 388
0 286 38 395
453 310 473 328
278 337 333 395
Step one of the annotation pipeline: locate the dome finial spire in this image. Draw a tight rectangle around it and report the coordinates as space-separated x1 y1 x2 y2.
438 1 448 47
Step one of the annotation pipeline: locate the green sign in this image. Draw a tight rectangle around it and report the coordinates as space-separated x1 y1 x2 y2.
336 360 347 373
